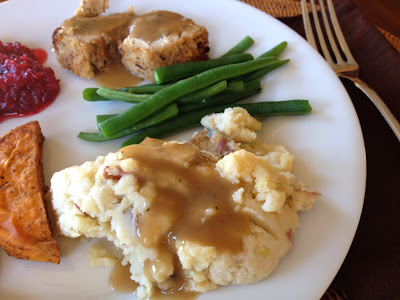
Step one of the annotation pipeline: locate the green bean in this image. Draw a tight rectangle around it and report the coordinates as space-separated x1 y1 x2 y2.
96 114 115 126
77 132 110 142
257 41 288 58
227 56 279 81
242 59 290 82
95 82 235 125
78 104 178 142
118 87 131 92
228 80 245 92
177 81 228 104
83 88 110 101
128 83 170 94
153 53 254 84
99 57 279 137
121 100 312 146
96 87 149 103
221 35 255 57
83 86 135 101
179 88 260 114
179 79 259 113
94 81 228 106
230 42 289 83
77 132 109 142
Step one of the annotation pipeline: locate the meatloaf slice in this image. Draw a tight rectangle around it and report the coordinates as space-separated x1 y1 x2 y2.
52 10 134 79
119 10 209 82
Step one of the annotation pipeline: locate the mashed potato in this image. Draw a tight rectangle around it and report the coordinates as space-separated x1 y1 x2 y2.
50 107 318 299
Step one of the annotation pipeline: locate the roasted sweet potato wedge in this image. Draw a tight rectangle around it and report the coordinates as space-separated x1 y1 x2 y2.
0 121 60 263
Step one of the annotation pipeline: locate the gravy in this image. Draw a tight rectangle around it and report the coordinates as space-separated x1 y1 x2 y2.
118 138 251 295
95 58 142 89
61 12 134 38
62 10 193 43
129 11 194 43
59 10 195 82
109 261 138 294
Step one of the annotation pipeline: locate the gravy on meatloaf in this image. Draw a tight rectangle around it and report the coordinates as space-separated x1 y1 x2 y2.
60 13 134 39
54 7 208 81
62 10 193 41
129 11 195 43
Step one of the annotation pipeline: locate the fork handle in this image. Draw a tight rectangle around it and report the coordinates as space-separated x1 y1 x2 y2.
342 76 400 141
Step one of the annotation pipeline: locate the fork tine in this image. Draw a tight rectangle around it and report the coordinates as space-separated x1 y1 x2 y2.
302 0 359 70
318 0 345 65
309 0 335 64
325 0 358 66
301 0 317 50
302 0 400 140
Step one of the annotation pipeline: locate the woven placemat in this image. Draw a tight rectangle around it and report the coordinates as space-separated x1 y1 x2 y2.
241 0 400 53
241 0 304 18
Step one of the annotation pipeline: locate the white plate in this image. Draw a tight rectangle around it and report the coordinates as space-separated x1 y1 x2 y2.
0 0 366 299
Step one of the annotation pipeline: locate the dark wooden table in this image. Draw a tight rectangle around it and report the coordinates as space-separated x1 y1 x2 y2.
353 0 400 37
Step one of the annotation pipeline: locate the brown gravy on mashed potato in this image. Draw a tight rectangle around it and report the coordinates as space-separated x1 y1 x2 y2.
50 107 319 299
118 138 251 251
109 261 139 293
110 262 198 299
116 138 251 292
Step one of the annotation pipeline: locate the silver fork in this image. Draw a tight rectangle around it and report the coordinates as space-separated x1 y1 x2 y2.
301 0 400 141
